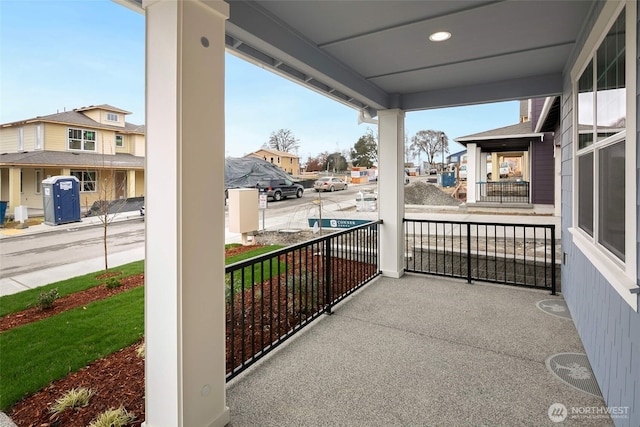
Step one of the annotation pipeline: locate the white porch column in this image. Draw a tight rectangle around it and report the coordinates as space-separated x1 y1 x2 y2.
143 1 229 426
8 168 21 212
466 144 478 203
378 109 405 278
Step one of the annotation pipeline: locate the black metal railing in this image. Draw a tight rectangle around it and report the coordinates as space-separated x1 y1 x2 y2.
477 181 530 203
225 220 381 381
404 218 558 293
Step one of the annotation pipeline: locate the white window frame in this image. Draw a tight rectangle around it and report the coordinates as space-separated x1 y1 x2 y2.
35 124 42 150
35 169 42 194
67 127 97 152
570 1 637 309
115 134 124 147
70 170 97 192
17 128 24 151
106 113 119 122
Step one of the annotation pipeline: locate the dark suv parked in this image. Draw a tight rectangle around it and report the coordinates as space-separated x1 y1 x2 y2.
256 178 304 201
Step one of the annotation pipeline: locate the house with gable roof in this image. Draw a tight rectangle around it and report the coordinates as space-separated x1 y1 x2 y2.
245 148 300 175
455 99 559 214
0 104 145 214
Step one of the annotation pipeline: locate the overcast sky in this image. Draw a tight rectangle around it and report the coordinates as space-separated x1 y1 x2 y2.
1 0 522 163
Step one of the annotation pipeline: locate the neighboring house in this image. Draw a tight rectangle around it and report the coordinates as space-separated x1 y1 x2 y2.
446 150 467 166
0 105 145 212
455 99 557 209
246 148 300 175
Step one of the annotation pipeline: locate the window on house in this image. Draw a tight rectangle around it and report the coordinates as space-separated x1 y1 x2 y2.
35 170 42 194
18 128 24 151
106 113 119 122
115 135 124 147
71 170 97 192
20 171 23 193
35 125 42 150
68 128 96 151
575 8 627 262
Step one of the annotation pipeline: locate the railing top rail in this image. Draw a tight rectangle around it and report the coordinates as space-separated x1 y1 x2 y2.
226 219 382 272
403 218 556 229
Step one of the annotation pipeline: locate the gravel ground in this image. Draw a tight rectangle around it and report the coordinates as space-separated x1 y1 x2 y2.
404 181 461 206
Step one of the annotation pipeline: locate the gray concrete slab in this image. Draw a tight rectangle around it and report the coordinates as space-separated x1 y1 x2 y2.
226 275 610 426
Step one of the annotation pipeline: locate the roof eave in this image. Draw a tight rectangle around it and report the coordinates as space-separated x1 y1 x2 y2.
456 133 545 144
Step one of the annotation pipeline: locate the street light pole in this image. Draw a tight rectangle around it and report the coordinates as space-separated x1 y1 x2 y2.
440 132 444 171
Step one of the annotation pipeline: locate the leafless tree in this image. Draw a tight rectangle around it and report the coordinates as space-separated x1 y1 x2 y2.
267 128 300 153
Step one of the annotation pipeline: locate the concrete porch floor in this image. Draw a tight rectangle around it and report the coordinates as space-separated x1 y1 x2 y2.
226 274 611 426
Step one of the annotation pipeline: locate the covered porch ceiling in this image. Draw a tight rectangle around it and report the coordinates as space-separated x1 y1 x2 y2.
124 0 594 115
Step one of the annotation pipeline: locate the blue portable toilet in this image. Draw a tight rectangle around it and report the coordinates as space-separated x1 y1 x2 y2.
42 176 81 225
439 171 456 188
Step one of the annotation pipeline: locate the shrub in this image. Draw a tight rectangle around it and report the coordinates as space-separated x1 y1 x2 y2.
89 406 136 427
35 289 60 310
135 342 145 358
105 278 122 289
49 387 94 415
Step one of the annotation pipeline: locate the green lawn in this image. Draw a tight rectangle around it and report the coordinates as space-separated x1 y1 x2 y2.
0 245 282 411
0 260 144 317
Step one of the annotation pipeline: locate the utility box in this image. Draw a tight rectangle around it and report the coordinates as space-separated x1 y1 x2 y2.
42 176 81 226
228 188 259 245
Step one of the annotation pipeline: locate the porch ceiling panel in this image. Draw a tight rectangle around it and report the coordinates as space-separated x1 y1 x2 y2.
225 0 595 113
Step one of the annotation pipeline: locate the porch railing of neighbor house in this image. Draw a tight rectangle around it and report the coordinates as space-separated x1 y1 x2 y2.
225 220 381 381
404 218 557 294
476 181 530 203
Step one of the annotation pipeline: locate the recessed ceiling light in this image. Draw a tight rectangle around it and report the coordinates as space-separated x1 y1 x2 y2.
429 31 451 42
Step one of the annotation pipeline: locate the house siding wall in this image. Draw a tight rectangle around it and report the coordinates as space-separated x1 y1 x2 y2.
561 2 640 426
19 168 42 209
0 127 19 153
530 98 545 127
531 133 554 204
45 124 67 151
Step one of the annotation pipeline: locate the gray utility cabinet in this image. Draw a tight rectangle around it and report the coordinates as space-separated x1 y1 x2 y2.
42 176 81 225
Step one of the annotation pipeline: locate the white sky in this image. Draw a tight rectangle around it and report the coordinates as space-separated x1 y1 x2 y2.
0 0 521 164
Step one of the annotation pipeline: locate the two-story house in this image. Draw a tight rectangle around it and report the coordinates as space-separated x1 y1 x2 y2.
0 104 145 214
246 148 300 175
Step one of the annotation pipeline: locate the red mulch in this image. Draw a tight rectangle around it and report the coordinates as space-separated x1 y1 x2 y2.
4 244 376 427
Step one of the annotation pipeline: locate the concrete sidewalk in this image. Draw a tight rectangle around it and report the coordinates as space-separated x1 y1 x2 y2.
226 274 609 426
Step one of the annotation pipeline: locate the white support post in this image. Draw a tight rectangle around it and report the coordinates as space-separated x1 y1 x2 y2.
143 1 230 426
378 109 405 278
466 144 478 203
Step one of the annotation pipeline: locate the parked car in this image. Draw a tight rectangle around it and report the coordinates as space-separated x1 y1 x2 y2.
256 178 304 201
404 171 410 185
314 177 348 192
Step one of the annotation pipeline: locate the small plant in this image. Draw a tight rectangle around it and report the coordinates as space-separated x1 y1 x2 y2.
136 342 146 358
49 387 94 415
89 406 136 427
35 288 60 310
105 277 123 289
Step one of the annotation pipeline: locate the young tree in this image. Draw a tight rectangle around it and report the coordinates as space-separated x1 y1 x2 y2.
410 130 449 168
85 139 129 273
350 128 377 167
267 128 300 153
